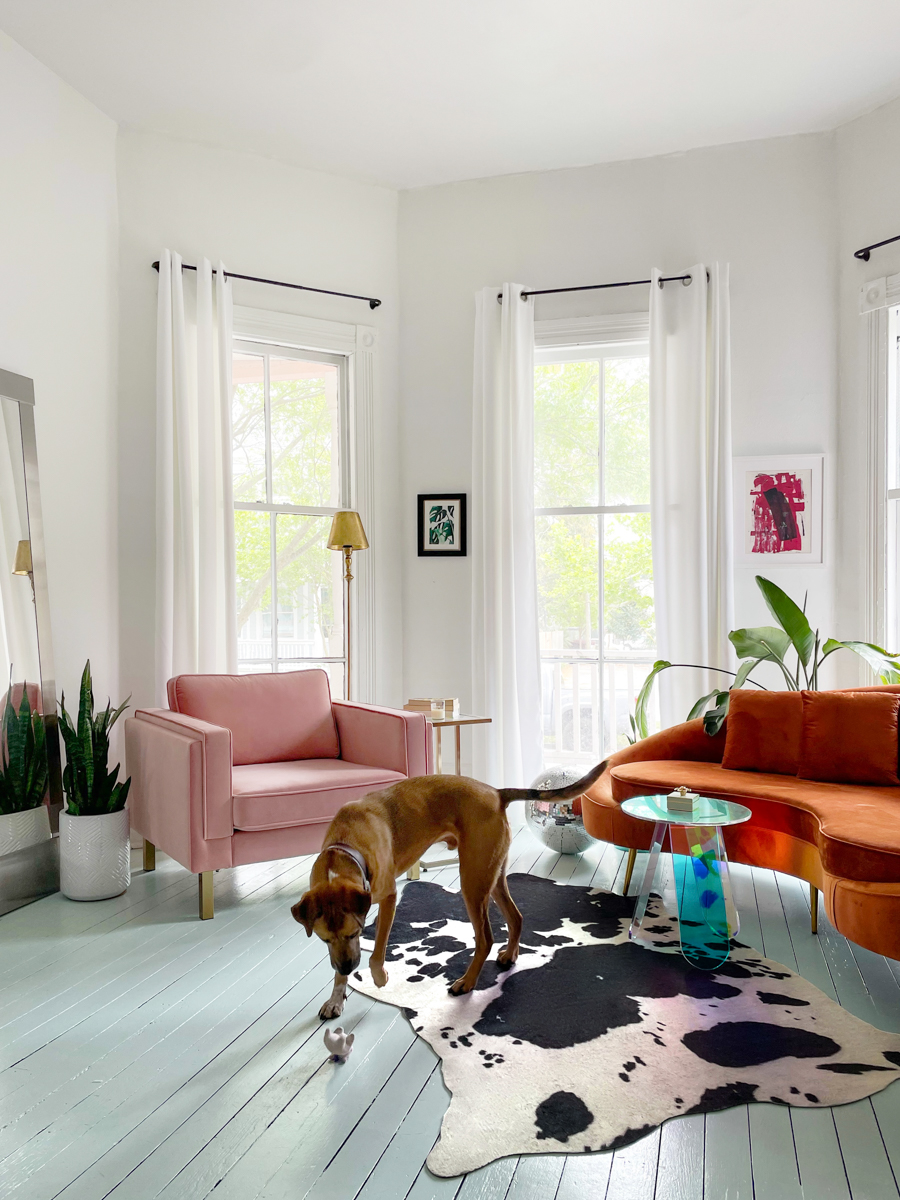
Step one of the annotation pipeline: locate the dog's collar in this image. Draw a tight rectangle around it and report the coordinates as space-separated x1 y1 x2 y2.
327 842 370 893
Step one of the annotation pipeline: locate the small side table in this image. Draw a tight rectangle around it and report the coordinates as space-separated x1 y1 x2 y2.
406 715 492 879
621 794 751 970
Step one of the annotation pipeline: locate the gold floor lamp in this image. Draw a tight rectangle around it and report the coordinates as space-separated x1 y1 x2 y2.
327 511 369 701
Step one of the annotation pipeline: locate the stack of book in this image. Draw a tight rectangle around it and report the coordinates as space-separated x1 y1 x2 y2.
403 698 460 719
404 698 445 719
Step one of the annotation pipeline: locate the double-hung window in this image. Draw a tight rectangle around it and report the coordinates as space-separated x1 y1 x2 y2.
534 342 657 766
232 341 349 697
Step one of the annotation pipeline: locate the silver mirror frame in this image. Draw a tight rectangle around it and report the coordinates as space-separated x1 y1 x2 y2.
0 368 63 816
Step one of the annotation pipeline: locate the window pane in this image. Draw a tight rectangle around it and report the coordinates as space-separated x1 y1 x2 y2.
236 509 272 669
270 357 341 507
534 361 599 507
232 353 266 502
537 514 599 761
603 512 655 654
603 356 650 505
276 514 344 664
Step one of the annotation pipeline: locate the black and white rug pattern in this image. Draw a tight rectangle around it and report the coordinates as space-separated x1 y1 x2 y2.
351 874 900 1177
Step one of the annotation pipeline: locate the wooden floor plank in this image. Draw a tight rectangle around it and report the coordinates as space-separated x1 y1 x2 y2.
653 1114 704 1200
3 842 895 1200
789 1108 851 1200
453 1157 517 1200
143 988 381 1200
301 1037 437 1200
504 1154 565 1199
356 1067 449 1200
2 925 333 1198
208 1006 412 1200
704 1105 752 1200
404 1162 464 1200
832 1099 900 1200
604 1127 661 1200
554 1152 614 1200
747 1105 802 1200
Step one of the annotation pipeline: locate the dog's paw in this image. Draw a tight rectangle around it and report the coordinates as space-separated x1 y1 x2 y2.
448 976 474 996
371 963 389 988
497 944 518 970
318 998 345 1020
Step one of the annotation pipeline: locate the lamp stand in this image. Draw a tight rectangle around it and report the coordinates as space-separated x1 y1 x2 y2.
343 545 354 701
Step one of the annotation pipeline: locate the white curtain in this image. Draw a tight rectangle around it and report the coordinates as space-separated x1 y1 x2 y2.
649 263 733 728
156 251 237 703
0 400 40 685
471 284 543 787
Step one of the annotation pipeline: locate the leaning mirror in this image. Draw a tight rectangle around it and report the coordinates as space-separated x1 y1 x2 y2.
0 368 62 915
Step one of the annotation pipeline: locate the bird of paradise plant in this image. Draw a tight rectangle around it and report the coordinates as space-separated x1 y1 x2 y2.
629 575 900 740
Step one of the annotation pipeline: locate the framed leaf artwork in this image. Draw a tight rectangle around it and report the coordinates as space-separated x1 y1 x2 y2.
417 494 467 557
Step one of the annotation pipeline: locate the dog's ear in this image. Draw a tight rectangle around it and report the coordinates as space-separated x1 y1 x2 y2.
348 887 372 919
291 891 319 935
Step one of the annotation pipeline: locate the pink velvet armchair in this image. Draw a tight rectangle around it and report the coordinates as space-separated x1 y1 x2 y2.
124 670 432 918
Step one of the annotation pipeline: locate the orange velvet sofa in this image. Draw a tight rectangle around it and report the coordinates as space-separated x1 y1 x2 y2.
582 687 900 961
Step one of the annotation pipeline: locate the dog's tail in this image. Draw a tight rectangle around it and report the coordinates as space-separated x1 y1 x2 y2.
497 760 607 807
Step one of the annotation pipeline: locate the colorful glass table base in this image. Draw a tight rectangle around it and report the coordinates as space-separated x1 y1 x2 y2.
629 822 739 969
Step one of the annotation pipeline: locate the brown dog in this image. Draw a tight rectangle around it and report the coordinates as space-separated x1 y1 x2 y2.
291 762 605 1019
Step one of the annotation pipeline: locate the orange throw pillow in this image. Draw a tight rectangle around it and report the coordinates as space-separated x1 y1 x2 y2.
798 690 900 786
722 689 803 775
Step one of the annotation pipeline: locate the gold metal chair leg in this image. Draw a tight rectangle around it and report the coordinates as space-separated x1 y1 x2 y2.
199 871 214 919
810 883 819 935
143 839 156 872
407 861 421 881
623 848 637 895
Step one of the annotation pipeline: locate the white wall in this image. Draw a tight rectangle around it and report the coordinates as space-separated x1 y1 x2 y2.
0 32 119 705
398 133 840 756
836 96 900 660
116 129 402 709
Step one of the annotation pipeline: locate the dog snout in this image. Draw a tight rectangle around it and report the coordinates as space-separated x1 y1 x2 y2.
332 951 359 976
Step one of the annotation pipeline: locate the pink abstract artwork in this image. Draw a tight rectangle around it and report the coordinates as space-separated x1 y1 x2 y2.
750 471 805 554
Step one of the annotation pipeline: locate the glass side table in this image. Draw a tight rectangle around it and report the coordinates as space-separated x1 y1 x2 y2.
621 794 752 970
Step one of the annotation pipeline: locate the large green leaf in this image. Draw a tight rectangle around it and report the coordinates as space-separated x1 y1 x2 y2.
756 576 815 668
822 639 900 684
729 626 791 663
686 690 723 722
702 692 731 736
633 660 671 741
733 657 766 689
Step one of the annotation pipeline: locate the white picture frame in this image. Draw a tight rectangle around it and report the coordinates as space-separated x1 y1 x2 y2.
733 454 824 566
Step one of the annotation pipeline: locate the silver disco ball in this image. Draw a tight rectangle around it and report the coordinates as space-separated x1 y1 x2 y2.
525 767 597 855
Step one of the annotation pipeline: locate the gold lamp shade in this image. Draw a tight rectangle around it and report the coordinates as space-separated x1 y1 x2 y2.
327 511 369 551
12 539 32 576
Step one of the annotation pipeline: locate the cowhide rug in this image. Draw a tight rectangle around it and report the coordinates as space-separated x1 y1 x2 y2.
350 873 900 1178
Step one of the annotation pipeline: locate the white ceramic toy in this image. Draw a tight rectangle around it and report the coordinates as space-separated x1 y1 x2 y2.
323 1025 355 1063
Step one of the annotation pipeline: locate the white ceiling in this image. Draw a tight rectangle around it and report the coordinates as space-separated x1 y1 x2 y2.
3 0 900 190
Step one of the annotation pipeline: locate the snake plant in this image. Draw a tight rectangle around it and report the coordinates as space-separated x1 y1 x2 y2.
59 661 131 816
630 575 900 740
0 685 48 816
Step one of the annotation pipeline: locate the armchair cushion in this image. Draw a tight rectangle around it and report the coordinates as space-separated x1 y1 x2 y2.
231 759 405 832
168 669 340 766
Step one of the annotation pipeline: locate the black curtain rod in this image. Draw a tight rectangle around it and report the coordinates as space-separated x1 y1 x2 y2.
498 273 692 302
151 259 381 309
854 234 900 262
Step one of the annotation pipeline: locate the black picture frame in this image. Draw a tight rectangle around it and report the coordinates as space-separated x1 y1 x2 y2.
417 493 467 557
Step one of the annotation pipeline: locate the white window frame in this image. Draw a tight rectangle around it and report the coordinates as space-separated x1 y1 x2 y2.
232 305 377 701
534 311 653 763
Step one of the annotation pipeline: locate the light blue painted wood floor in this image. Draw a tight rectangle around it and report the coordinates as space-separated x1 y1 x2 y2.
1 817 899 1200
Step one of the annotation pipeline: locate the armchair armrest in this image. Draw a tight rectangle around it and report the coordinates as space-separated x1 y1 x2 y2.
586 718 727 805
125 708 233 872
332 701 432 777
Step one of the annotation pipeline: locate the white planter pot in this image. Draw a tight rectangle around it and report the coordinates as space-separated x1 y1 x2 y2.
60 808 131 901
0 805 51 858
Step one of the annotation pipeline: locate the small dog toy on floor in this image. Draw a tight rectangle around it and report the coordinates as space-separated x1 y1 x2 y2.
323 1026 355 1063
